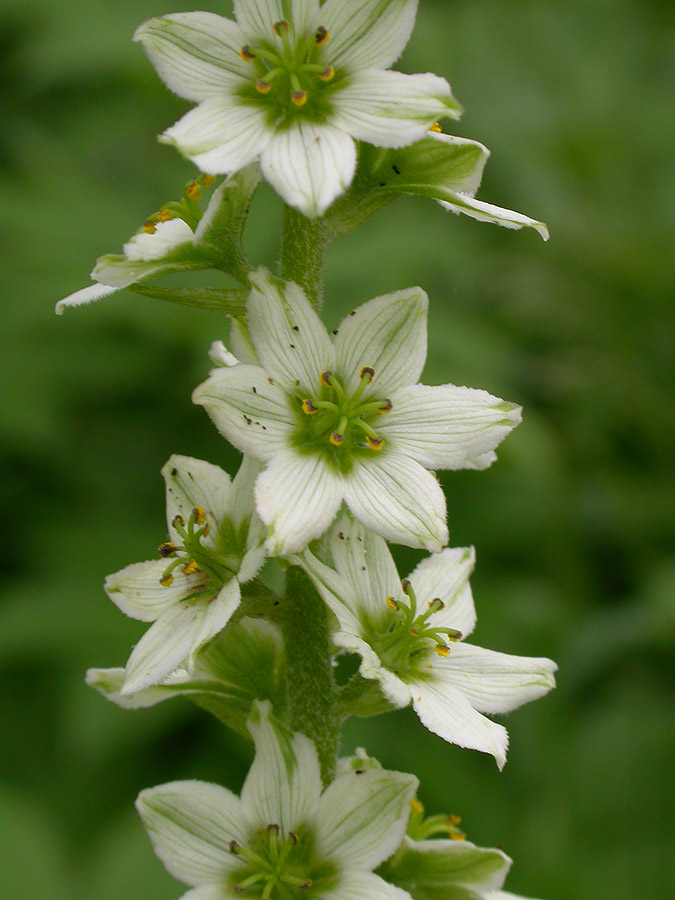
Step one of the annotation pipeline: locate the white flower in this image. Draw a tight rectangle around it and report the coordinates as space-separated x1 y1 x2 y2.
193 267 521 555
134 0 461 217
55 165 259 314
299 513 557 768
105 454 266 694
137 700 418 900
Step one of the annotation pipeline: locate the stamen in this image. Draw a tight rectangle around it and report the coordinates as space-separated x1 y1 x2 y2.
158 542 178 558
380 398 393 413
366 435 384 451
429 121 443 133
317 65 334 82
411 798 424 815
330 431 345 446
183 560 199 575
315 26 330 45
288 831 299 844
156 208 174 222
428 597 445 612
273 19 289 36
434 643 450 657
239 45 256 61
202 174 216 187
173 514 186 528
256 79 273 94
291 90 308 107
360 365 375 383
192 506 206 525
185 181 201 201
319 370 333 387
302 398 318 415
159 574 174 587
143 222 156 234
229 840 240 853
386 596 399 611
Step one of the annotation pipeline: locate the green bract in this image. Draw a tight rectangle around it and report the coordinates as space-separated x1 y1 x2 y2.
104 454 266 694
299 513 557 768
137 701 418 900
134 0 461 217
193 268 521 555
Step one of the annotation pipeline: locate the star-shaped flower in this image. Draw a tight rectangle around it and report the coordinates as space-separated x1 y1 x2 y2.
137 700 418 900
55 165 259 314
105 454 266 694
193 267 522 555
299 513 557 768
134 0 461 217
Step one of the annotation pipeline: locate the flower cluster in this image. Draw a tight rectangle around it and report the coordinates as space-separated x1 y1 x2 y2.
58 4 556 900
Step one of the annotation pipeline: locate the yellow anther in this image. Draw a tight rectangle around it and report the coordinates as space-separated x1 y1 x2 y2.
317 65 335 82
380 398 393 413
201 174 216 188
202 522 211 537
159 574 174 587
434 644 450 657
428 597 445 611
450 831 466 841
360 365 375 383
156 208 174 222
291 90 308 107
386 596 399 611
429 121 443 133
366 435 384 451
143 222 156 234
185 181 202 201
446 814 461 826
319 370 333 387
183 560 199 575
158 542 178 558
329 431 345 446
273 19 289 36
192 506 207 525
256 79 272 94
410 798 424 815
173 514 186 528
315 26 330 45
239 45 256 61
302 399 318 415
301 880 313 890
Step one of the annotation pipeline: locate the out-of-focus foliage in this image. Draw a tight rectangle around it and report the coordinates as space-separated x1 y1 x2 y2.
1 1 673 898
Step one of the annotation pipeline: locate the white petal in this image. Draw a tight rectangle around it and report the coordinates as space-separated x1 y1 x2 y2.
254 450 343 554
432 643 557 715
379 132 488 200
295 547 364 636
343 453 447 551
104 559 203 622
55 282 120 315
134 13 249 102
229 318 259 365
122 583 241 694
380 383 522 470
247 267 335 394
178 887 235 900
343 633 411 708
328 512 401 619
407 547 477 638
137 780 248 886
86 666 198 710
241 700 322 833
123 218 194 260
208 340 239 368
230 454 264 529
91 255 203 289
439 193 550 240
260 120 356 217
409 676 509 769
235 0 319 41
331 70 460 149
316 765 417 870
162 455 233 549
320 0 418 70
192 364 295 462
161 97 271 175
321 873 413 900
334 286 427 394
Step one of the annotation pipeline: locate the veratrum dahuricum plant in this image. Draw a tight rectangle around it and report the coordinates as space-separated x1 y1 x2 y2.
57 3 555 899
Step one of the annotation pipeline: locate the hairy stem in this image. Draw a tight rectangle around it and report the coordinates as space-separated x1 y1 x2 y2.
280 205 332 309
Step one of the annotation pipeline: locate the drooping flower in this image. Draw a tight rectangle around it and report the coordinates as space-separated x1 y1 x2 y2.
55 165 259 314
136 700 418 900
193 267 521 555
298 513 557 768
134 0 461 217
105 454 266 694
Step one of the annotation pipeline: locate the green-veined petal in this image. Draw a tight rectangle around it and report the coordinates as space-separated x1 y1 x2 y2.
407 547 477 639
55 283 120 315
319 0 418 70
438 193 549 240
104 559 203 622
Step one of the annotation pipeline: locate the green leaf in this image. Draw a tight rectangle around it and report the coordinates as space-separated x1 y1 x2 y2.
127 283 248 313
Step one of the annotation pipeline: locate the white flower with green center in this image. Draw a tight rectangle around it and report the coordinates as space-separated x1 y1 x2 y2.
55 165 259 314
105 454 266 694
134 0 461 217
137 700 418 900
193 267 521 555
299 513 557 768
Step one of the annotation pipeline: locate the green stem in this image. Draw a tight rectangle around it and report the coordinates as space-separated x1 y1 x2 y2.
279 205 332 309
278 566 339 785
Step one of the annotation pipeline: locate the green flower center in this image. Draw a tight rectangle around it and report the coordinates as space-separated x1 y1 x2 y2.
371 580 463 676
229 824 331 900
239 21 335 112
293 367 392 468
157 506 236 591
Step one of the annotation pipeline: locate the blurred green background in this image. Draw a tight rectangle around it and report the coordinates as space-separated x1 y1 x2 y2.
1 0 673 897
